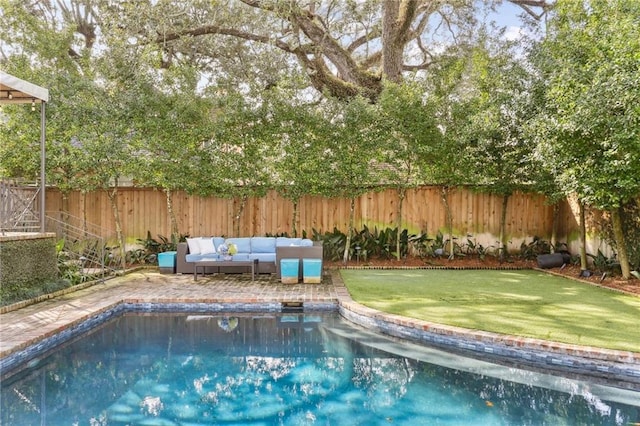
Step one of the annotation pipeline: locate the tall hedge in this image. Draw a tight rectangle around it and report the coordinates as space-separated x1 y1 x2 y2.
0 236 58 303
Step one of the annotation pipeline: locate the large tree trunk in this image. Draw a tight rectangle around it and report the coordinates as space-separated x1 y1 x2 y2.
382 2 409 83
610 207 631 280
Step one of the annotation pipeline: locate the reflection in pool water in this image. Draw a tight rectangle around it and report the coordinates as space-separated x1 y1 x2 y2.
1 313 639 425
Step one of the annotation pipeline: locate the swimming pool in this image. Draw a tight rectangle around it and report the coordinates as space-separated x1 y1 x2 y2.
2 312 639 425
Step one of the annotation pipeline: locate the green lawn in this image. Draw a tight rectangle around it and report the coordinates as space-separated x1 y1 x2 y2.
340 269 640 352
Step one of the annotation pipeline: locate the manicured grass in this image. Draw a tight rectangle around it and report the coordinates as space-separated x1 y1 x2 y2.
340 269 640 352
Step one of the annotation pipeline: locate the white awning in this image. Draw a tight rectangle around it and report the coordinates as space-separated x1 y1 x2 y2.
0 71 49 104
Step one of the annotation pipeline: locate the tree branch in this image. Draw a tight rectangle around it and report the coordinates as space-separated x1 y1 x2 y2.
360 51 382 69
409 5 433 40
396 0 418 45
154 25 299 54
508 0 553 20
402 62 433 72
347 26 381 53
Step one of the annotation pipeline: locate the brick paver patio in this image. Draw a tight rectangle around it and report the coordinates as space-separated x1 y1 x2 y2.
0 270 340 359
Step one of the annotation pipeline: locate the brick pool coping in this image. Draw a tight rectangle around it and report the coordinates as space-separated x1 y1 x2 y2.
331 271 640 385
1 268 639 385
0 270 339 364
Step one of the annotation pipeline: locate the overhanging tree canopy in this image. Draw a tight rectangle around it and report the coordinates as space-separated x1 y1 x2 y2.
109 0 552 101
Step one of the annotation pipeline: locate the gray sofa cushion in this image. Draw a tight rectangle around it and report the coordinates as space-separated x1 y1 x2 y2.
251 237 276 253
226 237 251 253
276 237 302 246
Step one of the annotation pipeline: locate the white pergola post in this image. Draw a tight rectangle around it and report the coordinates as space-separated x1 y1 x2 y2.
40 101 46 232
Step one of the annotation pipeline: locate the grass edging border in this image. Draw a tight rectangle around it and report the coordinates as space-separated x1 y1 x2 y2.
538 267 639 296
328 265 529 270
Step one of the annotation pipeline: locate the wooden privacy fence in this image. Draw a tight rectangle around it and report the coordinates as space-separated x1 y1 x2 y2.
42 186 582 250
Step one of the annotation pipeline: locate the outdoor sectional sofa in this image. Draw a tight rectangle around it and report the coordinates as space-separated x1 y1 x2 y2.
176 236 322 276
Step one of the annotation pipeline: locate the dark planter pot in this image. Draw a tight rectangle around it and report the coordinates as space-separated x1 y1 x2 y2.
537 253 566 269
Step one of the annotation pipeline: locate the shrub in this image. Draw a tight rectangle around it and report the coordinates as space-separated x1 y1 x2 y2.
0 237 58 305
133 231 188 264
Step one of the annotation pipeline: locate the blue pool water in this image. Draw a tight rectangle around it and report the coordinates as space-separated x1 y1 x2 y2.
1 312 639 425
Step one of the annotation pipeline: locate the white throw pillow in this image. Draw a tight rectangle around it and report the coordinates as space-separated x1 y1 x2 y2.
199 238 216 255
186 237 201 255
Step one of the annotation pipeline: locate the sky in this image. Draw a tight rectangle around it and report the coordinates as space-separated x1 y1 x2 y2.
488 1 546 41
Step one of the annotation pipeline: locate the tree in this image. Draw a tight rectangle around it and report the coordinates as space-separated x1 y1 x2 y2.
0 0 96 187
532 0 640 279
440 36 535 260
0 1 135 267
423 52 473 257
0 104 41 180
68 80 141 269
110 0 551 102
203 91 274 237
317 96 382 263
521 61 566 253
268 93 328 237
131 82 214 240
470 60 533 261
376 82 441 259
